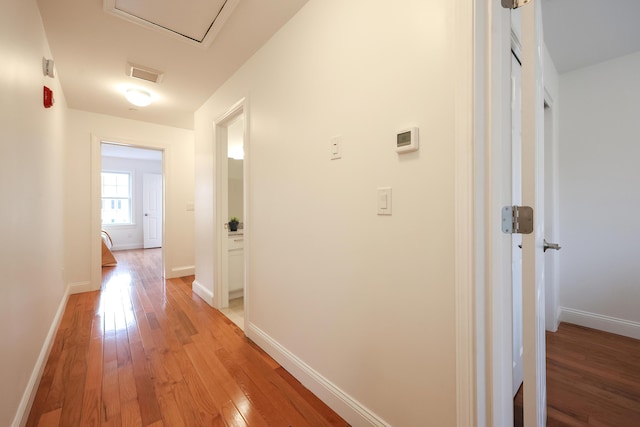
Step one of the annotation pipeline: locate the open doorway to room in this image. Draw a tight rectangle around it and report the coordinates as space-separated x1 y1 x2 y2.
219 115 245 328
213 98 248 331
218 113 246 330
99 142 164 283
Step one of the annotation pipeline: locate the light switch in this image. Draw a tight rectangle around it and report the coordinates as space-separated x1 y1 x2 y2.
330 136 341 160
377 187 392 215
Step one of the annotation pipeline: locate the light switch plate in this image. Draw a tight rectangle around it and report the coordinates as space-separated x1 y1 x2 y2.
377 187 392 215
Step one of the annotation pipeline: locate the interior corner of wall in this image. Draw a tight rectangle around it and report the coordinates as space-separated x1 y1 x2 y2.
192 279 214 306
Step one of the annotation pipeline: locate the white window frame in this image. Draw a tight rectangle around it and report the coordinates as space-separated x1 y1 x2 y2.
101 170 135 226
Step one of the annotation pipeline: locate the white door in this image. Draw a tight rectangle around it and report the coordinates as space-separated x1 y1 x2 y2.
143 173 162 249
544 103 559 332
520 1 546 425
511 52 524 397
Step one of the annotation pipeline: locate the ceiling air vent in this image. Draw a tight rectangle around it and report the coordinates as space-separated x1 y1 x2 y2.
128 63 164 84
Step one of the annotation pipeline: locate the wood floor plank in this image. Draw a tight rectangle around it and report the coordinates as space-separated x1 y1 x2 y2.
183 340 254 426
129 339 162 426
36 408 61 427
515 322 640 427
27 248 348 427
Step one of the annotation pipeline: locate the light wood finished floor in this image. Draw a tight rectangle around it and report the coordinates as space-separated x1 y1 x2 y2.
27 249 348 426
515 322 640 426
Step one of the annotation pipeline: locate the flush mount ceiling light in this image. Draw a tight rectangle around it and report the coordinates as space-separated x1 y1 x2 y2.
125 88 153 107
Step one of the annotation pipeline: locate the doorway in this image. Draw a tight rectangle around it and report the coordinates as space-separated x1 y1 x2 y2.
214 98 248 331
220 115 246 329
91 138 167 291
101 143 163 252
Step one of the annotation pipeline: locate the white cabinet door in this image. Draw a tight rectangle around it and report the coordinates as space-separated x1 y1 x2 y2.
228 237 244 293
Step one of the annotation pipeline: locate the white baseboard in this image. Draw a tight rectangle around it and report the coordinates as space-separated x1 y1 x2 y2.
69 280 93 294
246 323 390 427
192 280 213 306
111 243 144 251
168 265 195 278
12 287 70 427
229 289 244 300
559 307 640 340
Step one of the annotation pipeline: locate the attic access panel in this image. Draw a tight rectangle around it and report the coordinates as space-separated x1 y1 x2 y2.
104 0 239 47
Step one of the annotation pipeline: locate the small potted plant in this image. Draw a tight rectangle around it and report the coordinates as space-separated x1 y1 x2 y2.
228 217 240 232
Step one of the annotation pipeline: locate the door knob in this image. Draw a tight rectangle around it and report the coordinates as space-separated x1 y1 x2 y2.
144 213 149 216
543 239 561 252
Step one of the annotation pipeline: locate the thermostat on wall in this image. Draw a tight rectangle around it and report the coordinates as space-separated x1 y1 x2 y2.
396 127 419 153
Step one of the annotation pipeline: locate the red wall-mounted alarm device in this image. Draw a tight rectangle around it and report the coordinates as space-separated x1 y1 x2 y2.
43 86 54 108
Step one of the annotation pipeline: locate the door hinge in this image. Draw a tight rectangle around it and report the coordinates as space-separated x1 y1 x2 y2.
502 205 533 234
501 0 532 9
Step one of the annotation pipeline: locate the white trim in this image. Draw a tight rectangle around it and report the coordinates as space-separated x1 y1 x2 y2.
12 287 70 427
91 135 103 292
454 0 477 426
192 279 214 305
228 289 243 300
92 135 170 286
111 243 145 251
213 98 249 315
69 281 93 295
543 97 560 333
169 265 195 278
245 323 390 427
559 308 640 340
476 2 518 425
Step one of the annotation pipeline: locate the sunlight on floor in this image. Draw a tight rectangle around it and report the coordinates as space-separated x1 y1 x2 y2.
99 272 135 333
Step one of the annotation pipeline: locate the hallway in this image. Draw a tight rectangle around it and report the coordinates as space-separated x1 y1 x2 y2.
27 249 347 426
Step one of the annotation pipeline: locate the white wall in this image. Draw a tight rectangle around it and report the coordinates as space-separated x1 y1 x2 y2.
0 0 68 425
558 51 640 337
102 156 162 250
194 0 456 425
65 109 195 287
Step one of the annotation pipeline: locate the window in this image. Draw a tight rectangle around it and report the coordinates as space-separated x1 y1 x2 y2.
101 172 132 225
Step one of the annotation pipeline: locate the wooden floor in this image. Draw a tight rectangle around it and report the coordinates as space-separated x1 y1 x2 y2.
27 249 348 427
515 322 640 426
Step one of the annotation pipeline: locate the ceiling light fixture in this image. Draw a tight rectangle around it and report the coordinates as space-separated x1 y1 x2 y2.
125 88 153 107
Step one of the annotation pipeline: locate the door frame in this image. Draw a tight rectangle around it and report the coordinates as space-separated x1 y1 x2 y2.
213 98 249 314
543 95 560 332
466 1 547 425
90 136 168 290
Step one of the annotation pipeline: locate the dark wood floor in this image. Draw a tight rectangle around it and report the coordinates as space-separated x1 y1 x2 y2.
515 322 640 427
27 249 348 426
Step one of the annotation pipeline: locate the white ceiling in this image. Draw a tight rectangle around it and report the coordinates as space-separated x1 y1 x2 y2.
542 0 640 74
37 0 638 129
36 0 308 129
